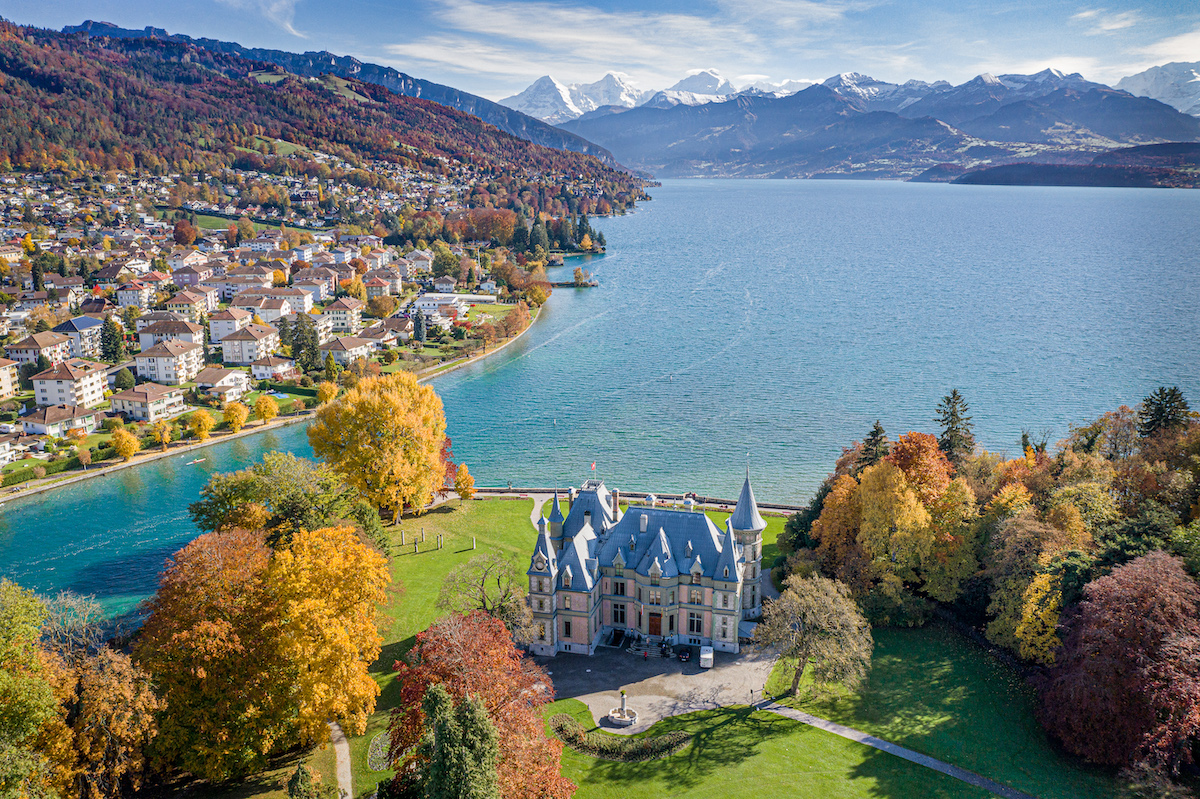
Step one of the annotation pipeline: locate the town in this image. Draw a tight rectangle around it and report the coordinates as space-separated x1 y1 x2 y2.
0 166 598 485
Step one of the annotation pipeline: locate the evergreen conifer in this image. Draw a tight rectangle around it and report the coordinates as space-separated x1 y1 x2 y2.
100 314 126 362
936 389 975 467
856 420 891 472
1138 386 1190 439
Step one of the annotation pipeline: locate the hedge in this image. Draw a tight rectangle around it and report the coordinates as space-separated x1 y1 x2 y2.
2 445 118 487
264 382 320 399
549 714 691 762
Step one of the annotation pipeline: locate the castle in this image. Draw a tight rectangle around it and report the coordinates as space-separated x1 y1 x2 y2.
526 474 767 657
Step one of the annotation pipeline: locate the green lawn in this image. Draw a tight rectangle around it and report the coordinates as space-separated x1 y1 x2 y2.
464 303 512 323
767 623 1124 799
547 698 988 799
198 737 338 799
349 498 539 797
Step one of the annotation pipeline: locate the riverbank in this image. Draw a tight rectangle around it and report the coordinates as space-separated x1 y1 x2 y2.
0 305 544 506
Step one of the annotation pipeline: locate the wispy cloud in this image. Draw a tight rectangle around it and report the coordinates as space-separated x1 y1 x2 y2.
216 0 306 37
1136 25 1200 62
1070 7 1141 35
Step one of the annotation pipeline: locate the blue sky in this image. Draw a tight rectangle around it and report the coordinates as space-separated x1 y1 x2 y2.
5 0 1198 98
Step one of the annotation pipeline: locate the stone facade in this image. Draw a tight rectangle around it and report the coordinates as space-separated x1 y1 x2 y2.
527 475 766 658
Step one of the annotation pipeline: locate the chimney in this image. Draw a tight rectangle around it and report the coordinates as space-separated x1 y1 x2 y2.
611 489 621 520
583 511 591 528
640 513 648 533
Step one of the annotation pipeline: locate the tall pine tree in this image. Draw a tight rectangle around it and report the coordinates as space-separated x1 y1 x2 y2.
420 685 499 799
100 314 126 362
936 389 975 467
856 420 891 473
414 309 427 344
1138 386 1190 439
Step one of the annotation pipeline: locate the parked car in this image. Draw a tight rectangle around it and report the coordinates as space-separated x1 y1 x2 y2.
699 646 714 669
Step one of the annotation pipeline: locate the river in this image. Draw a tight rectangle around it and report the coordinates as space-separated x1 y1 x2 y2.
2 178 1198 614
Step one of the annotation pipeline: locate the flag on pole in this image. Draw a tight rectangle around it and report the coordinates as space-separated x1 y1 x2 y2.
590 462 596 471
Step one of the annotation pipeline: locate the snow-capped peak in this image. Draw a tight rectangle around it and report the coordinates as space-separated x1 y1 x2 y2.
499 76 582 125
1117 61 1200 117
669 69 737 96
822 72 900 101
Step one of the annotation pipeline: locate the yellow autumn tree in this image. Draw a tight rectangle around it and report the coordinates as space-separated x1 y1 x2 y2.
921 477 979 603
454 463 476 501
811 474 872 594
111 428 140 462
316 381 338 405
149 420 173 452
857 462 931 579
1015 572 1063 666
272 269 287 287
579 233 593 251
268 525 389 741
308 372 446 520
222 401 249 434
189 409 215 441
254 394 278 426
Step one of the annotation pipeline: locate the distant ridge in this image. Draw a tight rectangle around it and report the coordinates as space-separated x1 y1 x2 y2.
62 20 617 165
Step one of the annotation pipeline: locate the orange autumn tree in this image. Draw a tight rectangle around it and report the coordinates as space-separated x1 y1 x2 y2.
136 527 389 781
885 431 954 506
386 612 575 799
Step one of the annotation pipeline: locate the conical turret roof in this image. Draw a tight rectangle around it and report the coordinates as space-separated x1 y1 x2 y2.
548 490 565 524
729 471 767 533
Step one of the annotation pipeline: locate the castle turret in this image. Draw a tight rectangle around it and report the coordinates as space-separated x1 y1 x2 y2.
548 490 566 551
729 470 766 619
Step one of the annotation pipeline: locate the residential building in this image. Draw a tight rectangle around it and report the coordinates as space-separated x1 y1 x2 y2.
166 289 211 320
32 359 107 408
135 311 188 332
6 332 72 365
208 308 253 343
115 281 155 309
433 275 457 293
527 475 766 658
20 405 99 437
171 263 214 287
321 297 364 334
0 358 18 399
230 295 292 324
138 320 205 351
250 355 298 381
280 312 333 345
109 383 185 422
135 339 204 385
193 366 250 403
52 316 104 359
318 336 372 367
221 324 280 366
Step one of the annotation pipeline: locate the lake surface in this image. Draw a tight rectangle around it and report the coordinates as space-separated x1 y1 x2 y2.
3 179 1198 614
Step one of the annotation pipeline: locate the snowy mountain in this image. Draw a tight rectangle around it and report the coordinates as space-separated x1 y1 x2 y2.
500 76 583 125
667 69 737 96
642 89 734 109
500 72 648 124
1117 62 1200 117
821 73 950 112
740 78 815 96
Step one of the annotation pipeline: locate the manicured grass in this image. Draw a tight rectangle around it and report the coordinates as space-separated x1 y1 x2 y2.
545 698 989 799
347 498 539 797
767 622 1124 799
198 740 338 799
464 303 512 323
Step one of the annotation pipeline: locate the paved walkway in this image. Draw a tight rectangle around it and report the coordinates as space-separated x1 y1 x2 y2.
328 722 351 799
756 701 1038 799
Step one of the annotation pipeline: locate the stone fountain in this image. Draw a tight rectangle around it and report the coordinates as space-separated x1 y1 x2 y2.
607 690 637 727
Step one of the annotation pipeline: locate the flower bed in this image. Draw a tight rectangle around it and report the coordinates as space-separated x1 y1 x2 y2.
549 714 691 762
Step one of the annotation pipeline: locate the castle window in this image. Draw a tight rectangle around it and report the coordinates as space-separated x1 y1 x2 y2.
563 619 572 638
565 595 571 610
722 593 729 608
563 572 571 589
720 617 729 639
614 567 623 577
649 590 662 606
689 588 702 605
691 574 700 584
669 614 675 632
688 612 703 635
638 587 642 602
651 575 660 586
614 581 626 596
538 623 546 641
538 599 545 611
612 603 626 625
669 591 674 605
723 567 729 579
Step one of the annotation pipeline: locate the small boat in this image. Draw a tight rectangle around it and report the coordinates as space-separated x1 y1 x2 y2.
186 458 206 465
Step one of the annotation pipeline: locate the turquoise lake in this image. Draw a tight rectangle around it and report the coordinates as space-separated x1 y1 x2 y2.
2 178 1198 614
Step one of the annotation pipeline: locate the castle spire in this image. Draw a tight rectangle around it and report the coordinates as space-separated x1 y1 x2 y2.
729 472 767 533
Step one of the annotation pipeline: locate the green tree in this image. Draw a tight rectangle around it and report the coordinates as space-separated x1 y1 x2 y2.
113 367 135 391
421 685 500 799
856 420 890 473
414 309 427 344
0 579 55 798
293 314 320 373
324 351 338 382
936 389 975 467
1138 387 1190 439
754 574 873 695
432 244 459 279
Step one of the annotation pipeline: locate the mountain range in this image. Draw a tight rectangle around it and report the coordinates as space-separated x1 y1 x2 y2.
559 73 1200 178
61 20 616 165
1117 62 1200 117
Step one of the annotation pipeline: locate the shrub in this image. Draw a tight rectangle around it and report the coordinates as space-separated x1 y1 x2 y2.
549 714 690 762
102 418 124 432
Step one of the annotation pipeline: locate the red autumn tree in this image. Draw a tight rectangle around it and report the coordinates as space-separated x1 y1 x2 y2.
439 436 456 490
1039 551 1200 773
885 432 953 506
386 612 574 799
173 219 198 246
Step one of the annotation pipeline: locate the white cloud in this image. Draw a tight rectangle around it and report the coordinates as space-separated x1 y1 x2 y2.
1137 25 1200 63
1070 7 1141 35
216 0 306 37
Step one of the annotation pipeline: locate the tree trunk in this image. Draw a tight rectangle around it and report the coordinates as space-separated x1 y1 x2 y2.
791 657 807 695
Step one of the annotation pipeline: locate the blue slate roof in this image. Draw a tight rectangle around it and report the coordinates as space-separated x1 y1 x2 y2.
527 519 558 578
562 480 613 539
596 506 727 580
548 491 565 525
729 474 767 533
53 316 103 333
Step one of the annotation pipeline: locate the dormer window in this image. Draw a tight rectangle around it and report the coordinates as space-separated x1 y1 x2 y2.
650 575 660 586
563 572 572 589
723 567 729 579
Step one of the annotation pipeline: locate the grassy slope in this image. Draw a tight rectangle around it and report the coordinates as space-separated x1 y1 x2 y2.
546 698 989 799
766 623 1124 799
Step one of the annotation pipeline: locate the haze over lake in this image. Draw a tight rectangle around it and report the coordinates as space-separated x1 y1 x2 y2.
2 178 1198 613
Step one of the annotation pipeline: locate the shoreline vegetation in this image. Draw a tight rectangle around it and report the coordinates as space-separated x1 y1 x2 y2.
0 304 543 507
